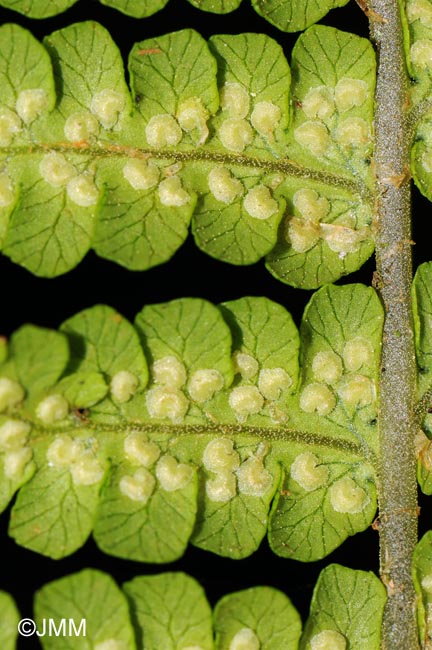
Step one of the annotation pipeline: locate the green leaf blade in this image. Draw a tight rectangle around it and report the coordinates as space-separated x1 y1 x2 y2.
0 23 55 115
93 159 196 272
61 304 148 388
34 569 136 650
403 1 432 201
100 0 169 17
0 0 77 18
129 29 219 130
293 284 383 450
188 0 241 12
94 439 199 563
0 591 19 650
269 448 377 561
134 297 233 403
267 284 381 561
9 435 106 559
412 262 432 493
413 261 432 397
265 25 376 288
300 564 386 650
124 573 214 650
214 586 302 649
413 531 432 647
252 0 350 33
11 325 69 396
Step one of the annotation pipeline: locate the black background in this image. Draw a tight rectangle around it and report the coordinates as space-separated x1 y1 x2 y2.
0 1 430 647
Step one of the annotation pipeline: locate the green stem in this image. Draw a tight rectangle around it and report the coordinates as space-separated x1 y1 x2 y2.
28 421 368 457
369 1 419 648
6 143 373 202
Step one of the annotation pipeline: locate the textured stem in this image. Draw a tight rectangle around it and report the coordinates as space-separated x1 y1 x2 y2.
369 2 419 649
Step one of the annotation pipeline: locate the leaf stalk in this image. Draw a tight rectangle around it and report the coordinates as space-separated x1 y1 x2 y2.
369 1 419 648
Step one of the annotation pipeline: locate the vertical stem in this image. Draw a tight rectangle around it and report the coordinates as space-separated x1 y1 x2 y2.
368 1 419 649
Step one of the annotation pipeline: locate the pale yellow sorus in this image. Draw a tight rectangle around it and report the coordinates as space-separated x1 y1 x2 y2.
294 121 330 156
219 117 253 153
177 97 209 145
46 434 104 486
343 337 373 372
310 630 347 650
286 217 321 254
335 117 370 147
0 419 33 481
64 111 99 142
206 470 237 502
302 86 335 120
39 153 76 188
233 351 259 380
290 451 329 491
90 89 125 130
293 188 329 222
153 356 187 388
229 385 264 421
36 394 69 425
334 78 368 112
257 368 291 400
15 89 49 124
312 351 343 384
0 419 31 452
329 476 368 514
158 176 191 207
407 0 432 27
123 159 159 191
421 573 432 594
46 435 83 466
203 438 239 502
229 627 260 650
319 222 370 258
243 186 278 220
119 467 156 503
220 83 250 118
287 188 329 254
67 174 99 207
422 149 432 173
145 113 182 148
337 374 375 408
299 382 336 416
236 443 272 497
410 39 432 68
187 368 224 403
0 106 21 146
124 432 160 467
250 101 281 139
110 370 139 403
3 447 34 481
146 385 189 422
208 167 243 204
0 377 24 412
203 438 240 473
0 172 14 207
155 454 194 491
70 453 105 486
147 356 190 422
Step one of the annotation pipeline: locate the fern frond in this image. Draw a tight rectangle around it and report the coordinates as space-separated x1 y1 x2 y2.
0 23 375 287
0 0 350 30
0 284 383 561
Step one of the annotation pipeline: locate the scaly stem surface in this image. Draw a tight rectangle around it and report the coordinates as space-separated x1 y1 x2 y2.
369 1 419 648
